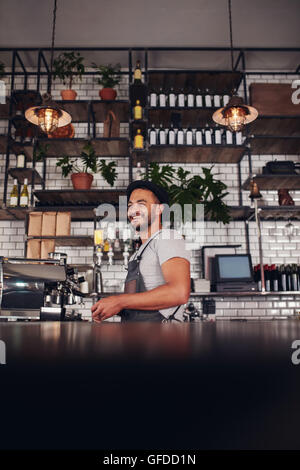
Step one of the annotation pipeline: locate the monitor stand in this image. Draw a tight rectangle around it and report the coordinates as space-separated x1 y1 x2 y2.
212 282 257 292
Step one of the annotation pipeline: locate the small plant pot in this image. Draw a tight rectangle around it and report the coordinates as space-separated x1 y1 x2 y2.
61 89 77 100
99 88 117 100
71 172 93 190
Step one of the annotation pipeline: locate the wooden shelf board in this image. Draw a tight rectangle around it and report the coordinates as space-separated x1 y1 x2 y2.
147 71 243 94
133 145 245 164
243 174 300 191
34 189 126 206
8 168 43 185
27 236 94 247
257 205 300 220
148 107 219 127
247 136 300 154
10 141 34 161
248 116 300 137
37 137 130 157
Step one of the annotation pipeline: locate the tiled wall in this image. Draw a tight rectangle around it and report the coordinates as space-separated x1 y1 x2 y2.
0 68 300 319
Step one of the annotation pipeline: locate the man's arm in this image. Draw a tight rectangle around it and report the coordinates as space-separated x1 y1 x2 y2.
91 257 190 322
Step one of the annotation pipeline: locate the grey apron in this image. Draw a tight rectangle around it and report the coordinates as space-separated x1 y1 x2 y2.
120 232 181 323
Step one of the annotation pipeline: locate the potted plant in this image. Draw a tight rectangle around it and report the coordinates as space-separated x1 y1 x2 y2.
56 141 118 190
91 63 121 100
53 51 85 100
145 163 231 224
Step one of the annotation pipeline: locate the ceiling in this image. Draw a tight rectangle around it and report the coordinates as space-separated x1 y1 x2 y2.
0 0 300 71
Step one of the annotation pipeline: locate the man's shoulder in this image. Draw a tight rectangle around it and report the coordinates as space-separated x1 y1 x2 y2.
156 228 184 241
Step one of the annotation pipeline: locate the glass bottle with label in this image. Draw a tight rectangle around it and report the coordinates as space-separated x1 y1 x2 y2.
204 124 212 145
134 129 144 149
135 162 143 180
187 89 194 107
20 178 29 207
196 89 203 107
186 127 194 145
223 94 230 106
178 89 185 107
149 90 157 107
158 124 166 145
226 129 233 145
213 92 221 107
177 126 185 145
204 89 212 107
133 100 143 120
195 128 203 146
10 179 18 207
134 60 142 84
17 153 25 168
168 123 176 145
168 88 176 107
158 88 166 107
235 131 243 145
149 124 157 145
214 125 222 145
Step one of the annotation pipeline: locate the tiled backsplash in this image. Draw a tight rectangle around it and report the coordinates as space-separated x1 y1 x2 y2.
0 69 299 319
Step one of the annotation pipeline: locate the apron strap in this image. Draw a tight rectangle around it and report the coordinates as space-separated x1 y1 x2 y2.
135 230 162 261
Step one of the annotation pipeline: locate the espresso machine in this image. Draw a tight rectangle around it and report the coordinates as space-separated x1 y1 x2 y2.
0 253 86 321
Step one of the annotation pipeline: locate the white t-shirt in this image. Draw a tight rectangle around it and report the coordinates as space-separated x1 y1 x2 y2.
129 229 191 321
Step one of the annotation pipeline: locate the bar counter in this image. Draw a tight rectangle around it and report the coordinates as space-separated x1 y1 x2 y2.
1 319 300 450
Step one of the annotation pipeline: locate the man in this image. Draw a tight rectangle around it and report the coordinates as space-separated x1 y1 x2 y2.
91 180 191 323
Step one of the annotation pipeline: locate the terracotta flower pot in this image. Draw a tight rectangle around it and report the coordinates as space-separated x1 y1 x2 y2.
99 88 117 100
71 172 93 190
61 89 77 100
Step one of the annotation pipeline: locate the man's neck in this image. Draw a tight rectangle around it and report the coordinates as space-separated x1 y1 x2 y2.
139 223 162 244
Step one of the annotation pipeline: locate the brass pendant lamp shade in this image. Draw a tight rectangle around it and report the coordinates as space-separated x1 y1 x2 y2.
249 179 262 200
212 0 258 131
25 92 71 133
212 95 258 132
25 0 71 133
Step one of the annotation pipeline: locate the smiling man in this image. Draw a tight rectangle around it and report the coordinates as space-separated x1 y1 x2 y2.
91 180 191 323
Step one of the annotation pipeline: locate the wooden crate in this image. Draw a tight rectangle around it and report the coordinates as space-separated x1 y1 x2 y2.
249 83 300 116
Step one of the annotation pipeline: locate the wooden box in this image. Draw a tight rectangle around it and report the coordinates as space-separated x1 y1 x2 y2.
28 212 43 236
41 212 57 237
41 239 55 259
249 83 300 116
56 212 71 236
27 239 41 259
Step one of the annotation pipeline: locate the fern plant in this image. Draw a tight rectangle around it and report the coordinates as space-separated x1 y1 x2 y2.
91 63 121 88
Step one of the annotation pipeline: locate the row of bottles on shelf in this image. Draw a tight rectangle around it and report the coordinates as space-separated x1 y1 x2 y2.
149 88 230 108
10 178 29 207
133 124 243 149
254 264 300 292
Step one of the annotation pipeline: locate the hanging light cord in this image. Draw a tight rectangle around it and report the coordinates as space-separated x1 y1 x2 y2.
48 0 57 93
228 0 234 72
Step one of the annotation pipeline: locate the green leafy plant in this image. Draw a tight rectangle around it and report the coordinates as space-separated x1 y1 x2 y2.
145 162 231 224
0 62 5 79
91 63 121 88
56 142 118 186
33 142 50 162
53 52 85 89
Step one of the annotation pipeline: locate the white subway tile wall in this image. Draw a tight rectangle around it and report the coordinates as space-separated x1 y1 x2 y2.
0 69 299 319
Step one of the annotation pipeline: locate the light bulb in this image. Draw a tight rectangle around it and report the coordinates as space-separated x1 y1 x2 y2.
37 107 59 133
224 106 247 132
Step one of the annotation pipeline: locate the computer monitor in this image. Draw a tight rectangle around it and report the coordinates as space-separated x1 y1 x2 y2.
213 254 254 283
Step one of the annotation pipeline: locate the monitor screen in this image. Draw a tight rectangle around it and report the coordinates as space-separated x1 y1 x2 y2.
215 255 253 282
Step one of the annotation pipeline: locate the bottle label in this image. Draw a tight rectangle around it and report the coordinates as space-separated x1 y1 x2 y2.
178 94 185 107
215 130 221 144
214 95 221 107
187 95 194 107
169 94 176 107
150 93 157 107
10 196 18 207
134 107 142 120
149 131 157 145
226 130 233 144
159 131 166 145
177 132 184 145
186 132 193 145
196 95 203 107
159 95 166 107
134 70 142 81
196 132 202 145
223 95 230 106
205 95 212 107
205 131 212 145
168 132 175 145
236 132 242 145
20 196 28 207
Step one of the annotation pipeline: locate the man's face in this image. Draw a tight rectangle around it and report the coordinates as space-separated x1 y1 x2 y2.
127 188 162 231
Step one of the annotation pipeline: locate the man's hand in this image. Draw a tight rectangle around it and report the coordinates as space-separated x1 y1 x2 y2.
91 295 124 322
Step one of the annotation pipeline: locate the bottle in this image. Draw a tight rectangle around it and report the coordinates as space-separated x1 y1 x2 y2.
158 124 166 145
134 129 144 149
103 239 110 252
16 153 25 168
195 128 203 146
158 87 166 107
213 93 221 107
204 124 212 145
133 100 142 120
113 237 121 252
256 265 262 292
10 179 18 207
134 60 142 83
204 89 212 107
168 123 176 145
168 88 176 107
196 89 203 107
187 89 194 107
223 94 230 106
271 264 279 292
226 129 233 145
20 178 29 207
286 264 292 291
135 162 143 180
235 131 243 145
264 264 270 292
149 90 157 107
214 125 222 144
186 127 193 145
291 264 298 291
178 89 185 107
280 265 287 292
176 125 184 145
149 124 157 145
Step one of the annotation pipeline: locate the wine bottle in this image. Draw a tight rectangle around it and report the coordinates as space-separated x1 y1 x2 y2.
271 264 279 292
20 178 29 207
134 60 142 83
168 123 176 145
280 265 287 292
10 179 18 207
226 129 233 145
149 124 157 145
292 264 298 291
204 124 212 145
17 153 25 168
214 125 222 145
213 93 221 107
168 87 176 107
134 129 144 149
135 162 143 180
158 124 166 145
223 94 230 106
149 90 157 107
187 89 194 107
235 131 243 145
186 127 193 145
204 89 212 107
195 128 203 145
178 89 185 107
133 100 142 120
264 264 270 292
177 126 184 145
158 87 166 107
195 89 203 107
